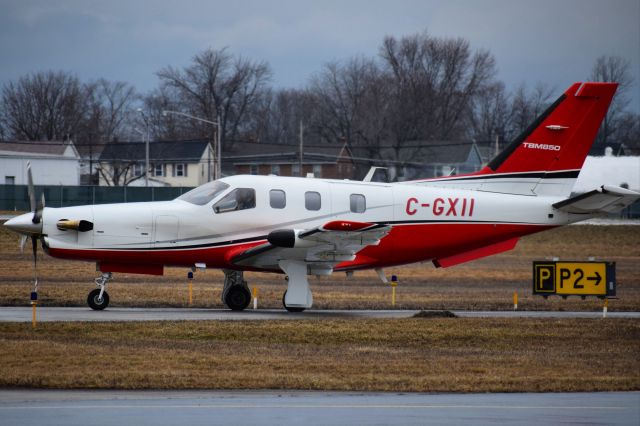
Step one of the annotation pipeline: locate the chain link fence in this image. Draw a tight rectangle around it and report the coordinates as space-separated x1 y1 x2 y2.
0 185 194 210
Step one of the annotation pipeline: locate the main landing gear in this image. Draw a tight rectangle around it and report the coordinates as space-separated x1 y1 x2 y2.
221 269 251 311
88 272 112 310
279 260 313 313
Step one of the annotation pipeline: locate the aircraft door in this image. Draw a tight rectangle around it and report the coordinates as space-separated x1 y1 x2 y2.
154 215 179 247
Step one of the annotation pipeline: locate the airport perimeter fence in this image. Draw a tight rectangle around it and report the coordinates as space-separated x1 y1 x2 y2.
0 185 195 211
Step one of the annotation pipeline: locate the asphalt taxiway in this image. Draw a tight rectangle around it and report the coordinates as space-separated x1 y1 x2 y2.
0 306 639 322
0 390 637 426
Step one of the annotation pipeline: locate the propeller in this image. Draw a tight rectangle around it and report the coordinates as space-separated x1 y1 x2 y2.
20 161 45 291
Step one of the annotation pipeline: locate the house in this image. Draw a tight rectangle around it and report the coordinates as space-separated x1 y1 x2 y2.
223 141 355 179
0 140 81 185
98 139 214 187
75 141 105 185
351 140 485 181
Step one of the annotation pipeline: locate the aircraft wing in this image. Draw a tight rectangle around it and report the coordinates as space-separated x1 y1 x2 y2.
231 220 391 272
553 185 640 214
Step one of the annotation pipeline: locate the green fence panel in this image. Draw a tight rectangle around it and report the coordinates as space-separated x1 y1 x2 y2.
62 186 94 207
0 185 196 210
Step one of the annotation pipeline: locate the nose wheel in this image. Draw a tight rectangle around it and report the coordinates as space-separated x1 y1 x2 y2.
88 272 112 310
87 288 109 310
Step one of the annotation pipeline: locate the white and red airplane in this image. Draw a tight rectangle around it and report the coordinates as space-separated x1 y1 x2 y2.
5 82 639 312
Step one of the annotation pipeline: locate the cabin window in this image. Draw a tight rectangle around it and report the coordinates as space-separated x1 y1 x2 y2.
213 188 256 213
270 189 286 209
177 180 229 205
350 194 366 213
305 191 321 211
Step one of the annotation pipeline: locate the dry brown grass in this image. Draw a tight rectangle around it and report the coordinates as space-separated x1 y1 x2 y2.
1 224 639 311
0 318 637 391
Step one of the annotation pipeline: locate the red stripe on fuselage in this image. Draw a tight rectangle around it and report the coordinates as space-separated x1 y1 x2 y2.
48 222 555 273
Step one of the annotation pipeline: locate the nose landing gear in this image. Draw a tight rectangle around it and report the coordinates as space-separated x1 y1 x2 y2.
88 272 112 310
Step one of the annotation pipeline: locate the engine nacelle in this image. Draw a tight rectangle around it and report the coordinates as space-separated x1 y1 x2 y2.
267 229 315 248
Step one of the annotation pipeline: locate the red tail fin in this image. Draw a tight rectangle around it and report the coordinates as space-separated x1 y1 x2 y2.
487 82 617 174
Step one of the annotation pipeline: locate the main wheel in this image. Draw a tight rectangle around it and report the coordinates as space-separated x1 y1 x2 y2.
224 286 251 311
87 289 109 310
282 291 305 313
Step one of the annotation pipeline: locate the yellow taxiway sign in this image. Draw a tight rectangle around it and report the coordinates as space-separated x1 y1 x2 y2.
533 261 615 298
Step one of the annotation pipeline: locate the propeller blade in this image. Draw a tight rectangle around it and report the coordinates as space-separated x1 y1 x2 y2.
27 161 36 213
19 235 28 253
31 235 39 291
33 192 45 224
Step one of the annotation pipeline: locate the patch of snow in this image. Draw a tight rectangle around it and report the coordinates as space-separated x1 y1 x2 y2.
571 218 640 226
573 156 640 193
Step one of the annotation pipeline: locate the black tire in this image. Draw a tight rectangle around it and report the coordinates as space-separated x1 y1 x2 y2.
282 291 305 313
224 286 251 311
87 288 109 310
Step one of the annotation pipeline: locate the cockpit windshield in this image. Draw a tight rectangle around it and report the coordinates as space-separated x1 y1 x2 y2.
176 180 230 205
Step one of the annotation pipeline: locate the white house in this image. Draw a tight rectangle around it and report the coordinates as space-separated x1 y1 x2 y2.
0 140 81 185
98 139 214 187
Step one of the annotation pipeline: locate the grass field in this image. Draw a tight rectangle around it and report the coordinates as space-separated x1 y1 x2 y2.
1 318 638 391
1 223 639 311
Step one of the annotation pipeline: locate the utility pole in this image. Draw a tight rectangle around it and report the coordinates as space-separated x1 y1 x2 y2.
88 133 93 185
137 108 150 187
217 112 222 180
299 120 304 177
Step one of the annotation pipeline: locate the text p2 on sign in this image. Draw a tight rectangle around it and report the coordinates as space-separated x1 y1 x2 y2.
533 261 616 298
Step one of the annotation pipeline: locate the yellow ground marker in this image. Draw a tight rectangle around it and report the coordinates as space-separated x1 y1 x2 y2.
390 275 398 307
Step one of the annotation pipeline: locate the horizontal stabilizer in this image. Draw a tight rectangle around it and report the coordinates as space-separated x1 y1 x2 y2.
553 185 640 214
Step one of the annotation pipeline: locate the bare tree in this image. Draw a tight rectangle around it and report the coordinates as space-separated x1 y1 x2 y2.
155 48 272 149
615 111 640 154
0 71 86 141
380 32 497 143
589 55 634 147
249 88 314 145
96 161 144 187
82 79 138 143
470 81 509 142
309 57 383 148
508 82 554 138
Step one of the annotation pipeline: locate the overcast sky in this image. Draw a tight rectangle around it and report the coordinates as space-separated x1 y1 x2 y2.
1 0 639 111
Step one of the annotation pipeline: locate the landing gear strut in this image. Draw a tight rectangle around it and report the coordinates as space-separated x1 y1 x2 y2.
88 272 111 310
279 260 313 312
221 269 251 311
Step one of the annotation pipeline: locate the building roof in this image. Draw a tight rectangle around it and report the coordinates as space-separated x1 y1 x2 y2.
99 139 211 162
0 140 79 157
224 141 351 165
351 141 478 166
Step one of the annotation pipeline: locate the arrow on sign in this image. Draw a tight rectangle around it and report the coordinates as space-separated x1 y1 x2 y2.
587 271 602 286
